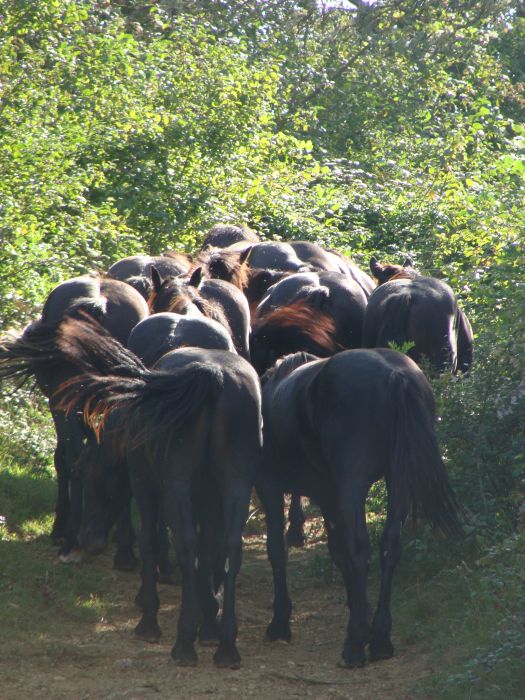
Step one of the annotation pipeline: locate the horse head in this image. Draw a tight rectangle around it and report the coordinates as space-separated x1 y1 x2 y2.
369 256 417 285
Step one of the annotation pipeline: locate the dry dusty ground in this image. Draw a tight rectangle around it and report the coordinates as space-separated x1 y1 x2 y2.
0 522 437 700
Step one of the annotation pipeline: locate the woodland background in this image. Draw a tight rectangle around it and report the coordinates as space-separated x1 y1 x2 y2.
0 2 524 697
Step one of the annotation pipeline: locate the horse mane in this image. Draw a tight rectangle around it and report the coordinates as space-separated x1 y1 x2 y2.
252 300 341 355
205 250 250 290
153 278 233 337
124 275 153 300
386 269 419 283
262 351 319 385
162 250 195 271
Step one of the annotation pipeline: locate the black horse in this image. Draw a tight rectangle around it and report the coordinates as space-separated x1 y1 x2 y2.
57 318 262 668
0 276 149 561
289 241 375 297
107 253 193 282
149 268 251 360
129 312 235 367
257 348 463 668
77 311 235 570
250 271 368 376
200 223 260 250
364 257 473 374
250 269 368 546
106 253 195 300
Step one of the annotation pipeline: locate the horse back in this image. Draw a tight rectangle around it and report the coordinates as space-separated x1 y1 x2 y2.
42 277 102 325
98 279 149 345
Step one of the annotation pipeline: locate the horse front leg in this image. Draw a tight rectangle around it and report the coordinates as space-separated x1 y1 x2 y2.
112 486 138 572
286 494 306 548
256 475 292 642
214 480 252 669
155 505 176 585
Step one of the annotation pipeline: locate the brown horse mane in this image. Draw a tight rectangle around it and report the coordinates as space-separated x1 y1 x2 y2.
204 249 250 290
253 300 341 355
387 269 419 283
150 278 233 337
162 250 195 271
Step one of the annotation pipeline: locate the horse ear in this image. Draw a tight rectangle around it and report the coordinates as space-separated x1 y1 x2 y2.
369 256 383 278
239 246 253 265
188 267 203 288
151 266 163 292
403 257 413 269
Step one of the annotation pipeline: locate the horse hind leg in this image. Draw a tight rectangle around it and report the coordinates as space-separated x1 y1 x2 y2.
256 475 292 643
163 480 199 666
50 411 71 544
50 438 69 543
333 480 371 669
369 508 405 662
195 488 222 646
133 486 162 643
214 479 252 669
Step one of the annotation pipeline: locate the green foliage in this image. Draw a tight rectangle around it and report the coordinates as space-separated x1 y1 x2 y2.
0 2 524 691
414 533 525 699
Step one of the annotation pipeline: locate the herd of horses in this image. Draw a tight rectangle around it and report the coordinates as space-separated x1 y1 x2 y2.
0 224 470 670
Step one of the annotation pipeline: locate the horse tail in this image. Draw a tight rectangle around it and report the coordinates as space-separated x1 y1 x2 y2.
56 317 224 446
65 296 107 323
0 293 110 390
456 307 474 374
0 320 62 388
388 370 463 537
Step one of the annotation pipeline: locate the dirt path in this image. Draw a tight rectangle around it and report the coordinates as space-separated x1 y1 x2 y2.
1 531 435 700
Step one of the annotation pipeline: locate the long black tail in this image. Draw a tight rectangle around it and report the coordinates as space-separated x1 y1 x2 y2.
388 370 463 537
56 317 224 446
0 321 63 389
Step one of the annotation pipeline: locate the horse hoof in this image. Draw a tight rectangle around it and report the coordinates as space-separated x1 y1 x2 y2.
369 641 394 663
58 549 83 564
198 622 220 646
113 550 138 572
50 532 64 546
265 620 292 643
214 644 241 669
285 530 305 548
158 572 177 586
134 620 161 643
171 643 198 666
339 646 367 669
